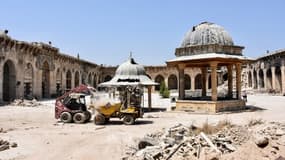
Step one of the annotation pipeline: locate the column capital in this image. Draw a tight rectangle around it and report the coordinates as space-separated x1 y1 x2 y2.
177 63 186 70
235 63 242 67
271 66 276 70
210 61 218 67
227 64 233 68
281 59 285 66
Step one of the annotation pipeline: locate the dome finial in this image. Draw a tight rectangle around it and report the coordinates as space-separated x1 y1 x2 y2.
129 51 132 59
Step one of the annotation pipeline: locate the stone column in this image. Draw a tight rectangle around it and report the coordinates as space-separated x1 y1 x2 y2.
62 71 66 92
0 62 3 102
227 64 233 98
256 69 260 90
236 63 242 100
281 61 285 94
263 69 267 90
201 67 207 97
71 72 75 89
79 72 82 85
16 63 24 99
50 70 56 96
210 62 218 101
165 76 169 89
251 70 255 89
271 66 276 90
34 69 42 99
191 76 195 91
147 86 152 111
178 64 185 100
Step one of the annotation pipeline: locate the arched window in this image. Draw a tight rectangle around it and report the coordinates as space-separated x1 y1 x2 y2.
195 74 202 89
154 75 164 91
168 74 177 90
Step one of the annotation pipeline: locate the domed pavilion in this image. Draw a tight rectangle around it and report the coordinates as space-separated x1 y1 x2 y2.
167 22 250 113
99 56 157 110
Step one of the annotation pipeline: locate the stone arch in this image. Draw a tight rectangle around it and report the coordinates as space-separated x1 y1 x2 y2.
266 69 272 89
88 73 92 85
56 68 62 95
104 75 112 82
195 74 202 89
3 60 16 101
275 66 282 92
248 71 252 88
154 75 164 91
258 70 264 88
74 71 80 87
93 74 97 87
24 63 33 98
42 61 50 98
168 74 177 90
66 70 72 90
184 74 191 90
253 69 257 89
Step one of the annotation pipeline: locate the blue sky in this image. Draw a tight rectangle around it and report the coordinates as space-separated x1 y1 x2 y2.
0 0 284 65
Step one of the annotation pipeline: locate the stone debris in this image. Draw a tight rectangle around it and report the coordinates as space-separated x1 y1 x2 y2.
123 121 285 160
11 98 41 107
0 138 17 152
0 128 5 133
254 135 269 148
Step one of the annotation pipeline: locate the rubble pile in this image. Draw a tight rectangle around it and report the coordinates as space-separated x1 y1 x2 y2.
0 138 17 152
252 122 285 147
11 99 41 107
124 121 285 160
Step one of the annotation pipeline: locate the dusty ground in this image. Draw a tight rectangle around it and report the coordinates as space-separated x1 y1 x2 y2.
0 94 285 160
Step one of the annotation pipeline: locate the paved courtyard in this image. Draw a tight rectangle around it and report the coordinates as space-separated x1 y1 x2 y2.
0 94 284 160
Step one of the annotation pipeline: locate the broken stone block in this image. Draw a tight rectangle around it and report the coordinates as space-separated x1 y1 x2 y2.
276 129 285 136
138 137 158 150
0 145 9 151
163 137 175 147
11 142 18 148
254 135 269 148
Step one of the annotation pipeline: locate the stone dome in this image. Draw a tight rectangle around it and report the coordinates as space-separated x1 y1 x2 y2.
115 58 146 76
99 57 157 86
181 22 234 47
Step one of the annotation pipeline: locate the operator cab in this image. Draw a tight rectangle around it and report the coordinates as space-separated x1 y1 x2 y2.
63 93 87 111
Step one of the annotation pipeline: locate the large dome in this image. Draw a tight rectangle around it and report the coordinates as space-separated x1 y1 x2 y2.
181 22 234 47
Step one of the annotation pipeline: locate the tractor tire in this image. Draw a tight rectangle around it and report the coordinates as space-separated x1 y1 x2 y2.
73 112 86 124
94 114 105 125
84 111 92 122
123 114 135 125
60 112 72 123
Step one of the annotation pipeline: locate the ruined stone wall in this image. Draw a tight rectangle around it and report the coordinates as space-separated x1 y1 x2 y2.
244 50 285 95
0 33 101 101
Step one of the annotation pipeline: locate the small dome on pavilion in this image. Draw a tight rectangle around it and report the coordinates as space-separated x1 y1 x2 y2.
99 57 157 86
181 22 234 47
115 58 145 76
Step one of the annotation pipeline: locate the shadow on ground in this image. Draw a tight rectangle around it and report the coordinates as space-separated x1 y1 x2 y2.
143 107 166 113
104 119 153 125
220 105 266 114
